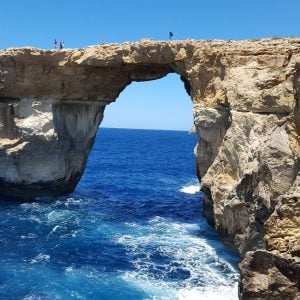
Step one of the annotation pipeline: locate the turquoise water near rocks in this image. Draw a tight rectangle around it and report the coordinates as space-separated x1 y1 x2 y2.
0 128 239 299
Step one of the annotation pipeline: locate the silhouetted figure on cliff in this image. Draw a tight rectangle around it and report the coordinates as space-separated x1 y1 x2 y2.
169 32 173 40
59 41 64 50
53 39 57 49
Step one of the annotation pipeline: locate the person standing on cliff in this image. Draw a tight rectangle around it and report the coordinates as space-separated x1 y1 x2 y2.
54 39 57 49
59 41 64 50
169 32 173 40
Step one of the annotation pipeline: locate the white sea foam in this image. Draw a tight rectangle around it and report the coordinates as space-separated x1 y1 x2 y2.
48 225 62 236
64 197 83 207
30 253 50 264
122 271 238 300
28 216 43 223
47 210 74 223
65 266 74 273
179 184 200 194
20 233 37 240
124 222 139 228
122 271 177 300
119 217 239 299
178 283 239 300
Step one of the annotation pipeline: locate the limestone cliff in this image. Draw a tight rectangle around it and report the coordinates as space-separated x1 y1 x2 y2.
0 38 299 298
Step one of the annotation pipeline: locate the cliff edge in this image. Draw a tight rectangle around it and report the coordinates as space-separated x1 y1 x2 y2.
0 38 299 298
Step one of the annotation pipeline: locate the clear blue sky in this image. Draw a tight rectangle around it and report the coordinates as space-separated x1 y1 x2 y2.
0 0 299 130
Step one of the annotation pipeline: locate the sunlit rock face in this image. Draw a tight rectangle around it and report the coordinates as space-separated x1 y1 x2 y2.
0 99 105 198
0 38 299 298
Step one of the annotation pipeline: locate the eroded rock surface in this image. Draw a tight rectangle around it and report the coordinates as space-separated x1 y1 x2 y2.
0 99 105 198
0 38 299 298
239 250 300 299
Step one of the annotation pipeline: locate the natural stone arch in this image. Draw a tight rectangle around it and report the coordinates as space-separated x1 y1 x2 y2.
0 38 300 298
0 41 201 199
0 41 226 200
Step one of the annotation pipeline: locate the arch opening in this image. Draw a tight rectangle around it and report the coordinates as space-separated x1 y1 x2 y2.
102 73 193 131
72 72 240 299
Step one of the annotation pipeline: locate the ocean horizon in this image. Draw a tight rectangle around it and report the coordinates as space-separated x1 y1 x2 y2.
100 126 192 132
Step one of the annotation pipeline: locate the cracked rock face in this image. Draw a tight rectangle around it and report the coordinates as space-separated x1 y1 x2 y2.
0 38 299 298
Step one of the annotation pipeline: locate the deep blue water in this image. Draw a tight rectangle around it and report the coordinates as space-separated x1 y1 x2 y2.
0 128 239 299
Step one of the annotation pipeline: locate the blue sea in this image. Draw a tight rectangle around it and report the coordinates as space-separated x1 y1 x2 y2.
0 128 239 299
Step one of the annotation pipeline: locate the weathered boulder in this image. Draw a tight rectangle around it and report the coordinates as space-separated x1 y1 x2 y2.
0 38 299 298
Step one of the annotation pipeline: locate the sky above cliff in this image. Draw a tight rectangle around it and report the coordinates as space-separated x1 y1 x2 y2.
0 0 299 130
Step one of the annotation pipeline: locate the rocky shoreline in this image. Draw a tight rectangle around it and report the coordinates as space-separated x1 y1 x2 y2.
0 38 299 298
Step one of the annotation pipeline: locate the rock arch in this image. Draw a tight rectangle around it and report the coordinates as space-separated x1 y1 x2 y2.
0 38 299 298
0 41 196 199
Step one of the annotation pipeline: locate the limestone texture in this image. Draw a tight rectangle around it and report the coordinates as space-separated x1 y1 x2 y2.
0 99 105 198
0 38 300 298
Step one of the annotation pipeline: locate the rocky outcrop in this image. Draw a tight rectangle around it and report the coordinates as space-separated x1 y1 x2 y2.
239 250 300 299
0 99 105 198
0 38 299 298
